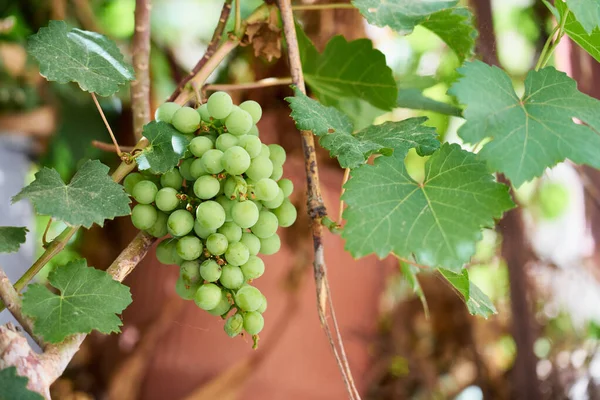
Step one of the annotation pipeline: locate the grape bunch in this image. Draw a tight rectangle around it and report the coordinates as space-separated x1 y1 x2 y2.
123 92 297 347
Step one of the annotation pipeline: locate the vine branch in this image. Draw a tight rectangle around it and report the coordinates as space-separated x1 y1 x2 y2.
0 267 40 347
131 0 152 141
91 92 122 156
204 77 293 92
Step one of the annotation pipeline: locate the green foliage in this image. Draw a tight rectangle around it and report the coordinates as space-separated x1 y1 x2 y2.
22 259 132 343
12 160 131 229
0 227 28 253
342 143 514 270
557 0 600 63
420 7 477 62
400 263 429 317
397 88 462 117
136 121 191 174
450 61 600 186
27 20 134 96
0 367 43 400
564 0 600 34
439 269 497 318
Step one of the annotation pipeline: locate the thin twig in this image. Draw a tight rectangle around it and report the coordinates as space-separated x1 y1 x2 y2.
131 0 152 141
91 93 122 156
338 168 350 222
277 0 360 398
291 3 355 11
392 253 430 270
234 0 241 35
205 77 293 92
41 218 52 248
71 0 103 32
0 267 41 347
92 141 135 153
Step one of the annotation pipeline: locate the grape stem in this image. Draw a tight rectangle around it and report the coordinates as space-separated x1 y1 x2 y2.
91 92 122 156
92 140 135 153
277 0 361 399
204 77 293 92
534 7 569 71
338 168 350 222
131 0 152 141
41 218 53 248
234 0 242 35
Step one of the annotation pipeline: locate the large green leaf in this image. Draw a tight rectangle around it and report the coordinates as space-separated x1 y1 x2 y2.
557 0 600 63
439 269 497 318
342 143 514 270
12 160 131 228
296 25 397 110
421 7 477 63
22 259 132 343
449 61 600 186
0 367 43 400
0 227 28 253
565 0 600 34
136 121 190 174
27 20 134 96
286 88 439 168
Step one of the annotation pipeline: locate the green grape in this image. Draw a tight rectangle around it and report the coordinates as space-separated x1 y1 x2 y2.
252 211 278 238
201 149 224 174
195 201 226 230
269 144 286 165
194 175 220 199
124 173 145 194
225 108 253 136
178 158 195 181
222 146 251 175
155 102 181 123
235 286 263 312
219 265 245 289
197 103 211 122
239 100 262 124
189 136 214 158
146 210 168 237
176 235 203 260
231 200 259 228
206 233 228 255
241 256 265 280
240 232 261 256
216 195 235 222
155 239 179 265
252 199 263 211
180 260 201 285
224 313 244 337
141 171 161 184
155 187 180 212
247 125 259 136
270 163 283 181
245 156 273 181
254 179 279 202
132 204 158 230
188 158 206 179
243 311 264 335
207 292 231 316
224 176 247 199
207 91 233 119
194 219 216 239
194 283 222 310
538 182 570 220
259 233 280 255
200 259 222 282
278 179 293 197
218 221 242 243
238 135 262 158
260 144 270 158
160 169 184 190
167 209 195 237
132 180 158 205
262 188 284 209
175 276 200 300
225 241 250 266
215 133 239 152
274 200 297 227
172 106 200 134
256 294 267 313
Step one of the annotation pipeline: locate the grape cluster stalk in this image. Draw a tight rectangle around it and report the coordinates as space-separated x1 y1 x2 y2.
123 92 297 347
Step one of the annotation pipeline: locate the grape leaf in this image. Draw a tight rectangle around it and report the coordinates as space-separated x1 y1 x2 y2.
420 7 477 63
565 0 600 34
27 20 134 96
449 61 600 187
342 143 514 270
556 0 600 63
286 88 439 168
439 269 497 318
400 262 429 317
12 160 130 228
397 88 462 116
296 24 397 110
136 121 190 174
0 367 43 400
0 227 28 253
22 259 132 343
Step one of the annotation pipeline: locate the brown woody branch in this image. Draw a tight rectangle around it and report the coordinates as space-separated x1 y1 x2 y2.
131 0 152 141
0 267 40 346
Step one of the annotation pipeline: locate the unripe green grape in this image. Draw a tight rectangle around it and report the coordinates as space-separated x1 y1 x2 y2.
156 239 183 265
132 204 158 230
155 187 180 212
215 133 239 152
216 195 235 222
175 276 200 300
241 256 265 280
201 149 224 174
238 135 262 158
269 144 286 165
176 235 203 260
224 313 244 337
146 210 168 238
207 91 233 119
141 171 161 184
124 173 145 194
155 102 181 123
167 209 195 237
189 136 214 158
172 106 200 133
188 158 207 179
259 233 280 255
194 283 222 310
538 182 570 220
260 144 270 158
207 292 231 316
256 294 267 313
225 241 250 267
178 158 195 181
274 200 297 227
194 219 216 239
240 232 261 256
278 179 293 197
270 163 283 181
206 233 228 255
254 179 279 202
243 311 264 335
197 103 211 122
224 176 247 200
239 100 262 124
195 200 226 230
225 108 253 136
218 221 242 243
252 199 263 211
262 188 284 209
194 175 220 199
222 146 251 175
180 260 201 285
132 180 158 205
160 169 184 190
247 125 259 137
200 259 222 282
235 286 263 312
245 156 273 181
251 211 278 239
231 200 259 228
220 264 245 289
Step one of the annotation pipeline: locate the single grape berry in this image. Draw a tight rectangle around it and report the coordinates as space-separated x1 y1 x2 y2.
194 175 220 199
224 313 244 337
207 91 233 119
155 102 181 123
251 211 278 239
194 219 216 239
261 188 284 209
200 259 222 282
259 233 281 255
218 221 243 243
225 108 253 136
245 156 273 182
180 260 201 285
222 146 251 175
241 256 265 280
243 311 264 335
224 176 247 200
160 169 184 190
175 277 200 300
270 163 283 181
256 294 267 313
235 286 263 312
201 149 225 174
225 241 250 267
197 103 211 122
189 158 208 179
189 136 214 158
207 292 231 316
172 106 201 134
215 133 239 152
195 201 226 230
178 158 195 181
146 210 168 238
219 264 245 289
240 232 261 256
132 204 158 230
194 283 222 310
278 179 293 197
217 195 235 222
269 144 286 165
231 200 259 229
176 235 203 260
156 239 180 265
274 200 297 227
239 100 262 124
238 135 262 158
124 173 145 194
538 182 570 220
167 209 195 237
206 233 228 255
247 125 259 136
132 180 158 205
155 187 180 212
